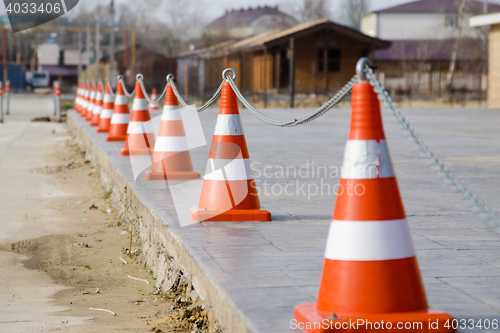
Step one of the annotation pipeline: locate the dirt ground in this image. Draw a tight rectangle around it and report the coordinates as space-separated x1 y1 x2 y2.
0 120 220 333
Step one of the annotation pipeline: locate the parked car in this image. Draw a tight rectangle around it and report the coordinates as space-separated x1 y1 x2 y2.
25 71 50 88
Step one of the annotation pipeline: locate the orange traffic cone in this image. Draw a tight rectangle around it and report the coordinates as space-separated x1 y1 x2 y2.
149 88 160 111
106 80 130 141
120 80 155 155
189 82 271 222
294 81 454 332
74 82 81 113
77 82 84 113
85 82 96 121
80 82 89 117
90 82 103 126
97 81 114 133
145 83 200 180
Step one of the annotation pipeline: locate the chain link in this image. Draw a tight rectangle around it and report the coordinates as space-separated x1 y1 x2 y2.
364 67 500 231
105 79 115 98
119 78 136 98
137 77 167 105
167 77 223 112
226 75 357 127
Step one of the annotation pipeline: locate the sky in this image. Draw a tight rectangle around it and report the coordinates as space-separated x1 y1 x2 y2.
112 0 500 20
1 0 499 24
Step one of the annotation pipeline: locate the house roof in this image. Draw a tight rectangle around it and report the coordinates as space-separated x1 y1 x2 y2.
229 19 390 52
181 19 390 59
373 38 486 61
375 0 500 14
470 11 500 27
206 6 285 29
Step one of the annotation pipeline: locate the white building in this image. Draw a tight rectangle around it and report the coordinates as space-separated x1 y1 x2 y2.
361 0 496 40
37 38 103 83
37 40 96 69
359 0 496 97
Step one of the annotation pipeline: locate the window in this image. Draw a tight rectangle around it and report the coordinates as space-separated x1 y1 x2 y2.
58 50 64 66
446 14 456 28
318 49 341 72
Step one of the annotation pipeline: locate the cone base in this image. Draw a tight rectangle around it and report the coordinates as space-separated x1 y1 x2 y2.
96 128 110 133
90 121 99 126
106 135 127 141
144 171 200 180
120 148 154 156
189 207 271 222
294 302 456 333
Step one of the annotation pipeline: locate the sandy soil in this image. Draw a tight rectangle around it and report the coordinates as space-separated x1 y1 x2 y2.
0 96 220 332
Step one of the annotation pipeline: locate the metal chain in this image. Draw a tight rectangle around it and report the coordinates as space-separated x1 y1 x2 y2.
137 76 167 105
167 76 223 112
105 79 115 98
226 75 358 127
364 67 500 231
118 77 136 98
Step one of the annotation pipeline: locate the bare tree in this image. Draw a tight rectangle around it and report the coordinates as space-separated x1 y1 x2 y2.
281 0 332 23
340 0 371 29
448 0 468 89
70 0 207 56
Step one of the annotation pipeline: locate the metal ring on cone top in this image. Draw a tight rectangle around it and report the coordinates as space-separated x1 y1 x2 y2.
136 74 144 81
356 57 372 81
117 75 124 81
166 74 174 82
222 68 237 80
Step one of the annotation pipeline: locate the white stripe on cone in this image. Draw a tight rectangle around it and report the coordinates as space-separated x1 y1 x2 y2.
100 109 114 119
214 114 245 136
111 113 131 124
114 95 128 105
132 98 148 111
93 105 102 115
127 121 154 134
154 136 189 152
204 158 253 181
81 93 88 109
104 94 114 103
161 105 180 120
324 219 416 261
93 95 103 114
341 140 395 179
87 101 95 114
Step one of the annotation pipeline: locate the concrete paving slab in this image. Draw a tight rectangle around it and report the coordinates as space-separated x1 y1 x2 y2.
68 105 500 332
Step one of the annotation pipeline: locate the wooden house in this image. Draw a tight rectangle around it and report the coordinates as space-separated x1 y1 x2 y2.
177 19 390 106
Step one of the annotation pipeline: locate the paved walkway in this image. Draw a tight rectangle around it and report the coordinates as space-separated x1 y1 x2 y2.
0 95 90 332
70 105 500 333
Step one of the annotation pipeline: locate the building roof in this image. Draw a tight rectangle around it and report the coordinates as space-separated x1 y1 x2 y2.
41 65 78 76
470 11 500 27
374 38 485 61
231 19 390 52
206 6 286 29
375 0 500 14
181 19 390 59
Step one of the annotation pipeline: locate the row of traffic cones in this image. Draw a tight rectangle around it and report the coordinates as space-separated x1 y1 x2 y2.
72 63 455 332
74 77 269 222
